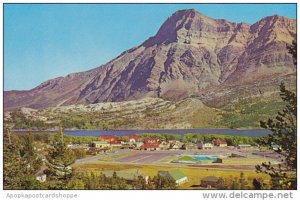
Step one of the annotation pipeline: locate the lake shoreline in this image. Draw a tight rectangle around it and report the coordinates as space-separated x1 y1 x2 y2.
14 128 271 137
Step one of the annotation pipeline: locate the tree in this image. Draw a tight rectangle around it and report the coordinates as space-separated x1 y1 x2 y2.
72 148 86 159
45 127 76 189
152 175 177 189
132 175 148 189
256 83 296 189
256 39 297 190
287 40 297 65
231 177 240 190
4 127 41 189
20 132 43 174
239 172 248 189
67 179 85 189
157 86 162 98
252 178 262 190
4 126 22 189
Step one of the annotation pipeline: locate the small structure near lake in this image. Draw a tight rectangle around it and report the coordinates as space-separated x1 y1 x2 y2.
212 139 227 147
197 142 214 150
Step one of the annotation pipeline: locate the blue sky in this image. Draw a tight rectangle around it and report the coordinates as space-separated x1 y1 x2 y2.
4 4 296 90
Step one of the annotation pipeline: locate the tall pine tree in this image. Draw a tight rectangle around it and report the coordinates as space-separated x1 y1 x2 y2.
45 127 76 189
256 40 297 189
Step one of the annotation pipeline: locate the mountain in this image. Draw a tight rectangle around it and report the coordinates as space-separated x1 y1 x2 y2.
4 9 296 110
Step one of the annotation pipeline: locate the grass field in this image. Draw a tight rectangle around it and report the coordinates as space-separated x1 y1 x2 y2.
222 157 276 165
73 162 270 189
98 152 135 161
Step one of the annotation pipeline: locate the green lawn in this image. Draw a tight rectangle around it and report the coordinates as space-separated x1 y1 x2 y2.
222 157 276 165
178 155 196 161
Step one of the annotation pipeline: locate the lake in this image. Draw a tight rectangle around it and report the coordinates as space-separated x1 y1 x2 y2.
15 128 271 137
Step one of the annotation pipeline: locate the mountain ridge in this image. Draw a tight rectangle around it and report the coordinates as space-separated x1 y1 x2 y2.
4 9 296 110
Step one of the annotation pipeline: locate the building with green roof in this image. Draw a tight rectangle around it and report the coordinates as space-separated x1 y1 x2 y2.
158 169 188 185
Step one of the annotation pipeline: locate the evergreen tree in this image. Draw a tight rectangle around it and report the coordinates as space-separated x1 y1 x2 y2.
132 175 148 189
231 177 240 190
256 83 297 189
152 175 177 189
252 178 262 190
287 40 297 65
45 127 76 189
239 172 248 189
4 126 22 189
157 86 162 98
4 127 41 189
256 40 297 190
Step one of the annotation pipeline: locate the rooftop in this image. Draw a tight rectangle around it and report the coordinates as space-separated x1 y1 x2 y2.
201 176 220 182
158 170 187 181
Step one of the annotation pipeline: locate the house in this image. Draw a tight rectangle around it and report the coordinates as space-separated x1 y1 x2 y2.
139 137 161 150
169 143 180 150
124 135 141 143
201 176 221 188
66 142 74 148
35 166 47 183
133 142 144 149
197 142 214 150
69 144 90 151
212 139 228 147
237 144 252 149
86 147 110 155
182 143 198 150
93 141 111 148
140 143 160 151
99 135 118 142
121 143 134 149
271 144 282 151
158 170 188 185
168 140 178 144
159 142 169 150
144 137 160 144
36 173 47 183
110 140 122 148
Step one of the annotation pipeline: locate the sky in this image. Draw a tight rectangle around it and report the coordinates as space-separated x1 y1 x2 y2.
4 4 296 91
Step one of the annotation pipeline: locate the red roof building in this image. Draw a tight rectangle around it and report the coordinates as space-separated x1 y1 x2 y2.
127 135 141 140
140 143 160 150
124 135 141 142
140 137 160 150
99 135 118 142
110 140 122 146
212 139 228 147
144 137 160 144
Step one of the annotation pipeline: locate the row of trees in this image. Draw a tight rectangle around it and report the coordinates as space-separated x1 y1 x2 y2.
8 111 53 130
255 41 297 190
180 133 256 146
66 172 176 190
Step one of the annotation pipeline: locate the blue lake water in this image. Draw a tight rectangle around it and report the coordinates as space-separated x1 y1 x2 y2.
15 128 271 137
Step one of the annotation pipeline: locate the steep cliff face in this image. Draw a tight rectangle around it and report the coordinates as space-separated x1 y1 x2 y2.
4 9 296 110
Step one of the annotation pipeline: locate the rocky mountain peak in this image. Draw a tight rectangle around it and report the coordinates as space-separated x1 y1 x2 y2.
4 10 296 110
143 9 216 47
